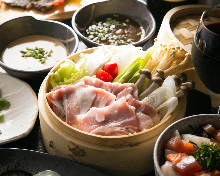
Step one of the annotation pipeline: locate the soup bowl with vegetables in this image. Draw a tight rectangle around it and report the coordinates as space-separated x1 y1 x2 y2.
39 41 193 176
0 16 79 79
154 114 220 176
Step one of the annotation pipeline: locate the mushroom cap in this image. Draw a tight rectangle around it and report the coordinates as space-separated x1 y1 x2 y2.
155 69 165 80
140 69 151 79
152 77 163 86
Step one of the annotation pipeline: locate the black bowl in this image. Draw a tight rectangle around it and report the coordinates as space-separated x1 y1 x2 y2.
153 114 220 176
0 16 79 80
72 0 156 47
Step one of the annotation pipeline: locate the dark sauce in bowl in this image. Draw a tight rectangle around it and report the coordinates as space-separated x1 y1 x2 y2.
84 14 144 45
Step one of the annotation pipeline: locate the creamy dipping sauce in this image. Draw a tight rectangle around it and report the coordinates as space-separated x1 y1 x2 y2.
1 35 68 71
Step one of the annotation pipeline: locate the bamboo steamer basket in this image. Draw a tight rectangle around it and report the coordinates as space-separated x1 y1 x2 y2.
157 5 220 106
38 47 186 176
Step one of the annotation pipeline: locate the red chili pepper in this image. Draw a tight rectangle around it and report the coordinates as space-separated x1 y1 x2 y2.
102 63 118 79
96 70 113 82
52 0 65 6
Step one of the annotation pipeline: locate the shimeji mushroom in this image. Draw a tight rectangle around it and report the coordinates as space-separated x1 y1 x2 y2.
140 75 193 121
176 82 194 97
139 69 164 99
173 73 187 87
135 69 151 91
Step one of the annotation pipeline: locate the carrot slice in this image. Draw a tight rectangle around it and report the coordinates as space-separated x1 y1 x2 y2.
166 153 187 164
52 0 65 6
182 141 195 154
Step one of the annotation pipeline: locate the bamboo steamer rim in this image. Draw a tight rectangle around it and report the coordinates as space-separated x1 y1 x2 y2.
160 4 210 53
42 46 186 140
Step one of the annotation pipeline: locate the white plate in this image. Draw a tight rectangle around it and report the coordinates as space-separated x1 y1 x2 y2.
0 73 38 145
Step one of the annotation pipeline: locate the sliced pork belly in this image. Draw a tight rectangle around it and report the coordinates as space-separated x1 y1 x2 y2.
47 76 158 136
124 94 159 129
50 76 137 97
117 86 138 99
47 82 116 123
136 112 154 130
76 98 139 135
80 76 137 96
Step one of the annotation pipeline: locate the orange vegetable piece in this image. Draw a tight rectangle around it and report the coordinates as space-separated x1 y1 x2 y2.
166 153 187 164
52 0 65 6
183 141 195 154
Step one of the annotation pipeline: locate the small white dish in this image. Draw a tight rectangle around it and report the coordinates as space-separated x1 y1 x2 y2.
0 73 38 145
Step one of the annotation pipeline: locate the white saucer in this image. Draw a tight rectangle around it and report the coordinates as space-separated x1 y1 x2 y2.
0 73 38 145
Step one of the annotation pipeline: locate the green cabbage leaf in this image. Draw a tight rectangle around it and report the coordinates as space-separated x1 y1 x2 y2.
49 59 89 88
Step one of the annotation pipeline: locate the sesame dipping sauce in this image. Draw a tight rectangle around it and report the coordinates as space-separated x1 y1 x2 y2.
84 14 144 45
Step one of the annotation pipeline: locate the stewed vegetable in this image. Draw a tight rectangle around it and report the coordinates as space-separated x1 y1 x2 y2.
161 124 220 176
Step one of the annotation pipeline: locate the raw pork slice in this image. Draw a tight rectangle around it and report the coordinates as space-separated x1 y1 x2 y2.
47 76 158 136
125 94 160 130
76 98 139 136
47 82 116 123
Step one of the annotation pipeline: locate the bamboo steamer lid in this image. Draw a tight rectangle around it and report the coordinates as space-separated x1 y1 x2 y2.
157 5 220 106
38 47 186 176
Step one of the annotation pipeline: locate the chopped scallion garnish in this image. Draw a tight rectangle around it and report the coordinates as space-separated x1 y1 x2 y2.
20 47 53 64
0 98 10 111
0 114 4 122
192 143 220 170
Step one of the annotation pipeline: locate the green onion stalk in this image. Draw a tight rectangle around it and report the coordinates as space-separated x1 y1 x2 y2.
113 47 154 93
